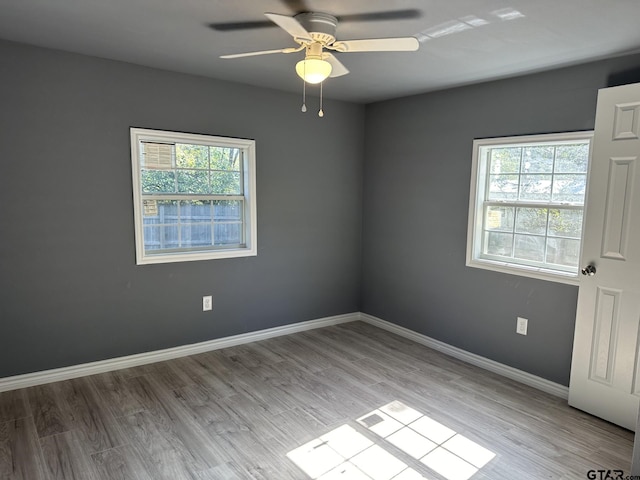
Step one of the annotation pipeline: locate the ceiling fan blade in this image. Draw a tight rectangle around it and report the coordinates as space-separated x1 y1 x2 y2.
220 48 293 59
264 13 312 42
338 9 421 22
332 37 419 53
209 20 274 32
325 53 349 78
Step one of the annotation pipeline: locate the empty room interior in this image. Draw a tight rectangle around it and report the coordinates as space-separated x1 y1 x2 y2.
2 1 640 479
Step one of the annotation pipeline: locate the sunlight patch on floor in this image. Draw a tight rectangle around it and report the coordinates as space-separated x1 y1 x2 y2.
287 400 496 480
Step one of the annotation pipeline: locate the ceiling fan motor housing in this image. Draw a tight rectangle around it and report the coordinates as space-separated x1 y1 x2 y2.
295 12 338 45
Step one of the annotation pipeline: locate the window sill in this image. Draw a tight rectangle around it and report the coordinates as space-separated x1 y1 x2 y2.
466 258 580 286
136 246 257 265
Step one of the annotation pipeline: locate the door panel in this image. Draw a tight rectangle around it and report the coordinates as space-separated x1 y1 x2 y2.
589 286 621 386
601 157 635 259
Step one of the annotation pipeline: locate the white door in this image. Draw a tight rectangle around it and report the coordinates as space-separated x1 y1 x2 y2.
569 82 640 431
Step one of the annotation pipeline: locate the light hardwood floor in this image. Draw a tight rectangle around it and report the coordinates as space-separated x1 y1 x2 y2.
0 321 634 479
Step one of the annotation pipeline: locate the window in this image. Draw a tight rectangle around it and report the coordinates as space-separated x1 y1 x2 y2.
130 128 257 265
466 132 593 284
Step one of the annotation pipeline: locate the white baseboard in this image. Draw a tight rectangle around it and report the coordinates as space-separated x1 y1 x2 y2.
0 312 360 393
0 311 569 399
359 313 569 399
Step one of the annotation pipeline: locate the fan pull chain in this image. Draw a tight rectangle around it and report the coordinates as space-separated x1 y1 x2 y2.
318 81 324 117
301 62 307 112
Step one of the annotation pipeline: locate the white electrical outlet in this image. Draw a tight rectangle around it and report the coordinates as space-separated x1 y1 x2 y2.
516 317 528 335
203 295 213 312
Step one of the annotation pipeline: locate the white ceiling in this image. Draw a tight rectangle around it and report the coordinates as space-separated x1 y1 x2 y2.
2 0 640 103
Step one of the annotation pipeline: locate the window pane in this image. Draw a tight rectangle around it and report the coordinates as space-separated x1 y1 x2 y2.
555 144 589 173
546 237 580 267
143 226 161 250
552 174 587 203
489 147 521 174
144 225 178 250
141 169 176 193
519 174 552 201
180 224 212 247
483 231 513 257
211 147 241 171
157 200 178 222
548 208 583 238
515 207 548 235
514 234 545 262
177 169 209 194
176 144 209 169
522 146 554 173
485 206 514 232
214 223 242 245
488 175 518 200
143 216 160 225
180 201 212 223
214 200 243 221
211 172 241 194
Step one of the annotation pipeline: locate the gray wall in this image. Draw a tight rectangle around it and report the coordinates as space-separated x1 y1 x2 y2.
0 40 364 378
362 53 640 386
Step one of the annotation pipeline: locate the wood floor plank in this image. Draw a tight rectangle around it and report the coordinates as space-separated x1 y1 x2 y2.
214 392 289 442
160 356 220 392
245 361 344 423
205 430 301 480
91 444 155 480
254 336 333 373
58 377 126 455
0 417 47 480
297 329 366 362
173 384 252 438
187 352 293 417
352 356 458 407
193 462 252 480
312 365 393 409
40 430 99 480
343 322 484 379
144 360 197 392
268 407 327 450
26 383 72 438
222 374 291 417
179 352 242 399
0 389 29 424
0 321 634 479
287 373 369 419
309 325 420 374
120 375 223 476
118 411 207 480
219 342 286 369
89 371 146 419
241 362 350 426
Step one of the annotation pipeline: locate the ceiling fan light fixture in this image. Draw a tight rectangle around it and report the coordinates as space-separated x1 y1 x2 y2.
295 58 332 84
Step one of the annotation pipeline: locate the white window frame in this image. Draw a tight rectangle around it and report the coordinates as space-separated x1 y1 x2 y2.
130 127 257 265
466 131 593 285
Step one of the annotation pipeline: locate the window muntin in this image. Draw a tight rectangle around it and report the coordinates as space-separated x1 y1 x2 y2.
131 128 256 264
467 132 592 283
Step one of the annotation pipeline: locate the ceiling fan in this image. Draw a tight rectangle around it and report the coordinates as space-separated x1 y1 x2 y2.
220 12 420 115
